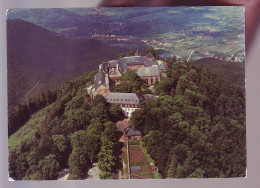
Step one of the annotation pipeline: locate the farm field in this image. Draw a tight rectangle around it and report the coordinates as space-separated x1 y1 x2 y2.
129 145 149 166
128 140 154 179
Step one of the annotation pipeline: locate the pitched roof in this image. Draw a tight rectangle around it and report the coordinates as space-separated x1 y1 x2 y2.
101 60 119 72
118 61 129 74
154 60 166 70
105 92 140 104
118 56 154 67
124 127 142 137
106 60 118 68
136 65 160 77
95 71 105 89
158 62 166 70
109 69 122 77
95 71 109 89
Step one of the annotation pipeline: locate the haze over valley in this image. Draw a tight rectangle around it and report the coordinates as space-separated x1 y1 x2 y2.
7 7 245 107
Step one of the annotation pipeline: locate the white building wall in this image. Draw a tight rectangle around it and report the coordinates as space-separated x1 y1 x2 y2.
121 107 140 117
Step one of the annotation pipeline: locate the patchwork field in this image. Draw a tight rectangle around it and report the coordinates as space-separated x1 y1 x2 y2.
129 146 149 166
128 140 154 179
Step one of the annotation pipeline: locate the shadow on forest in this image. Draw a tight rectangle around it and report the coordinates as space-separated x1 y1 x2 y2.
112 131 125 173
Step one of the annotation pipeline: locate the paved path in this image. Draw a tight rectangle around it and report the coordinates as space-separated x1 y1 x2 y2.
116 118 130 179
116 118 130 133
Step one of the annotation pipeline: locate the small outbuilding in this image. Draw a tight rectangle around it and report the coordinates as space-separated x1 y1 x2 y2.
124 127 142 140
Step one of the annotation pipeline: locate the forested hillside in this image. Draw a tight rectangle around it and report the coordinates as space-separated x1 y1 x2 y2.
7 19 133 109
8 70 125 180
193 57 245 90
8 52 246 180
130 59 246 178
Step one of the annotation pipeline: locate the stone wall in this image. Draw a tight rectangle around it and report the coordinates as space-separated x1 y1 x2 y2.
141 76 160 86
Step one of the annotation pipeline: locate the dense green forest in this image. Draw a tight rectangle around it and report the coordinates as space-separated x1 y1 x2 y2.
194 57 245 90
130 58 246 178
8 49 246 180
8 70 125 180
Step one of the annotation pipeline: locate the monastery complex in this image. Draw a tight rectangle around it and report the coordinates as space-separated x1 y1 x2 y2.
87 51 167 116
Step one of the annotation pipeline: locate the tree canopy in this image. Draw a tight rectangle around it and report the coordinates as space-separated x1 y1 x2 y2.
131 60 246 178
8 70 123 180
115 70 142 94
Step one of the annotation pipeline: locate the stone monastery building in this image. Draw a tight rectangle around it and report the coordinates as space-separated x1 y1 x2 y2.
105 92 140 117
87 51 166 117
